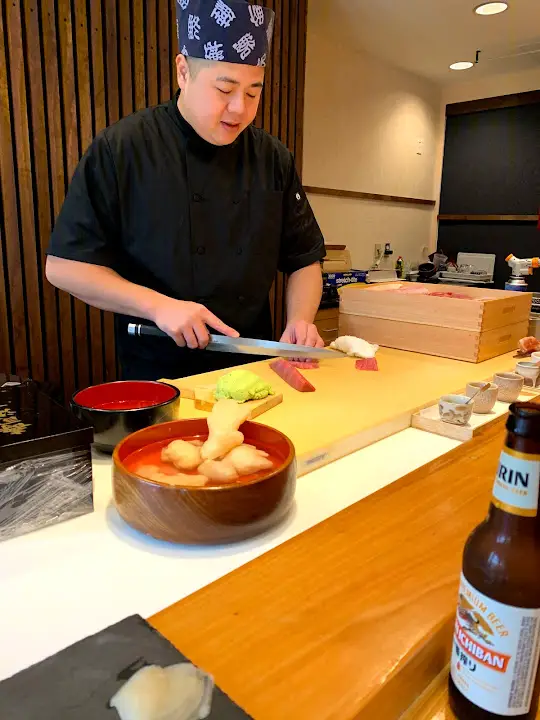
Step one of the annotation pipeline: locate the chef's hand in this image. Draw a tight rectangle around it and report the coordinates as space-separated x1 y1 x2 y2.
280 320 324 348
153 299 239 349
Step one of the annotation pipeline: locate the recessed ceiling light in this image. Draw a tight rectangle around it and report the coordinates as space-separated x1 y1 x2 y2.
450 61 474 70
474 2 509 16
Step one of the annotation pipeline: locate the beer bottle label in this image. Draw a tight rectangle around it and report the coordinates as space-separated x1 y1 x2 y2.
492 449 540 518
451 574 540 715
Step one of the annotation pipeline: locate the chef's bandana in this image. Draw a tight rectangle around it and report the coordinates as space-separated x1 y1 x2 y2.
176 0 274 67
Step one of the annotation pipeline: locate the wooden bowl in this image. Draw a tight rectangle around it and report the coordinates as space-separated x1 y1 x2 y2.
112 419 296 545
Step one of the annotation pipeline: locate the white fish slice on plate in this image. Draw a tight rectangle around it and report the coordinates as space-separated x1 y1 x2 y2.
109 662 214 720
330 336 379 359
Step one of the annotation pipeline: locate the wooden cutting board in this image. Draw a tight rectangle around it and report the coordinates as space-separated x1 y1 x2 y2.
163 379 283 416
161 349 522 477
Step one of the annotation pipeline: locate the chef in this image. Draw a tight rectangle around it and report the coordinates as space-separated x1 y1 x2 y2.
45 0 326 381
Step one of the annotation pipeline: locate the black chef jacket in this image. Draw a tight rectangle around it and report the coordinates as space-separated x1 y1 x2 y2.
47 92 325 381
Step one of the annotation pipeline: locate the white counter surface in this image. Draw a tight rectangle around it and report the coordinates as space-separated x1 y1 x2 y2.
0 428 460 682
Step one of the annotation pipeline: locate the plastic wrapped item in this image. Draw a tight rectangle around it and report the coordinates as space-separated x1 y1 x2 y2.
0 380 94 541
0 449 93 541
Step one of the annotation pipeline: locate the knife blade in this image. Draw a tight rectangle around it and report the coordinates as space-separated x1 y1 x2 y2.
127 323 343 360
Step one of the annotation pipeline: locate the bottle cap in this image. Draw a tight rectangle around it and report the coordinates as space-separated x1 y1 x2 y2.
507 402 540 438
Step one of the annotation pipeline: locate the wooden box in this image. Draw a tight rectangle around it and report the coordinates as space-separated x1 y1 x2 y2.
339 283 532 363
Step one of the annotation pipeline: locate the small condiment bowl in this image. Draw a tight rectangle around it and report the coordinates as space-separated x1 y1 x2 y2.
438 394 473 426
493 373 524 403
466 382 499 414
515 361 540 387
530 351 540 365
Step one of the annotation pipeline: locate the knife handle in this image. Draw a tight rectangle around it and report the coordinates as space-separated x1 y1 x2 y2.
127 323 168 338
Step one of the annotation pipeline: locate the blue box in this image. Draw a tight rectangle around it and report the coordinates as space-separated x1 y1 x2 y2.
324 270 368 287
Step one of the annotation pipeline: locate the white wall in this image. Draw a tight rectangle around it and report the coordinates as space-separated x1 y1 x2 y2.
303 5 443 270
442 67 540 105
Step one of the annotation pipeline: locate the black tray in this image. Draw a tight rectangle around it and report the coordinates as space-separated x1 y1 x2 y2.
0 615 252 719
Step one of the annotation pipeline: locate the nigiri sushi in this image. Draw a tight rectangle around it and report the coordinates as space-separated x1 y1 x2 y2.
330 336 379 359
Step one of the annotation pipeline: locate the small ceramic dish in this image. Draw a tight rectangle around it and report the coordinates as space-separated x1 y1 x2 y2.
466 382 499 414
438 394 473 426
493 373 524 403
531 352 540 365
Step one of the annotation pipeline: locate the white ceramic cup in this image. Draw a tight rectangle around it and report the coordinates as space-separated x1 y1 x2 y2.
493 372 524 403
439 394 474 426
465 382 499 414
531 351 540 365
516 361 540 387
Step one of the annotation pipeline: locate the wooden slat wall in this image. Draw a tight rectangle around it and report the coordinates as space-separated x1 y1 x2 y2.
0 0 308 401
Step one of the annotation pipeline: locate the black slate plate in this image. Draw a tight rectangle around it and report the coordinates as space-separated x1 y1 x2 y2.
0 615 252 719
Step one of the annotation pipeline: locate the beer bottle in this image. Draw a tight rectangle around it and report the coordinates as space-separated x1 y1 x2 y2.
449 402 540 719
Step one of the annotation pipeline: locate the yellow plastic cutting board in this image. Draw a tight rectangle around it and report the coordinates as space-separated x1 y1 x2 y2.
161 349 521 476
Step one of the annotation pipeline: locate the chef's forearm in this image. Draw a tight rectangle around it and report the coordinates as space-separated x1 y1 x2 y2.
285 263 323 324
45 256 166 321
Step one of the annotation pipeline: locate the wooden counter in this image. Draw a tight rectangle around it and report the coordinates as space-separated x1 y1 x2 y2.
149 414 526 719
403 668 540 719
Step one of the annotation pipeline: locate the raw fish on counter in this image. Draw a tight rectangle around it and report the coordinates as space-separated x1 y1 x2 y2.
355 358 379 372
330 336 379 359
214 369 274 403
288 359 319 369
518 336 540 355
366 285 477 300
269 358 316 392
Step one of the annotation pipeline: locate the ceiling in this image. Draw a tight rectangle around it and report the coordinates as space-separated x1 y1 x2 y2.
310 0 540 85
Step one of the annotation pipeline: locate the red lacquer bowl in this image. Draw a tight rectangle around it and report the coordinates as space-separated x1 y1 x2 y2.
112 418 296 545
71 381 180 453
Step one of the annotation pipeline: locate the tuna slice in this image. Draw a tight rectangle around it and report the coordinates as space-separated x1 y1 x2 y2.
269 359 316 392
288 360 320 369
355 358 379 371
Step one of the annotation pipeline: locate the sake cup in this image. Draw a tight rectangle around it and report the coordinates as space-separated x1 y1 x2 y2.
438 394 473 426
466 382 499 414
515 361 540 387
493 373 524 403
531 352 540 365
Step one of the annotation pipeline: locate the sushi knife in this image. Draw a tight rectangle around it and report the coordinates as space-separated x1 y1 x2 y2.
127 323 344 360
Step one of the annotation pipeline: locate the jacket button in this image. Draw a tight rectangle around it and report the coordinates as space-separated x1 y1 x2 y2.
196 246 206 255
193 193 203 202
238 295 245 303
237 248 243 255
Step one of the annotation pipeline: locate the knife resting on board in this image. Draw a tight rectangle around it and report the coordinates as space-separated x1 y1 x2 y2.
127 323 343 360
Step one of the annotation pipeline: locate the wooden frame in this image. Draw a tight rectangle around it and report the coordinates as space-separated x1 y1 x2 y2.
446 89 540 117
438 214 538 222
304 186 437 207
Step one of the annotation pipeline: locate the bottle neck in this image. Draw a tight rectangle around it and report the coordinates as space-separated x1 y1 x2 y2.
489 431 540 530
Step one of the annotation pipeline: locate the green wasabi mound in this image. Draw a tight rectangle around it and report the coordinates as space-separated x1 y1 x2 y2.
214 369 274 403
